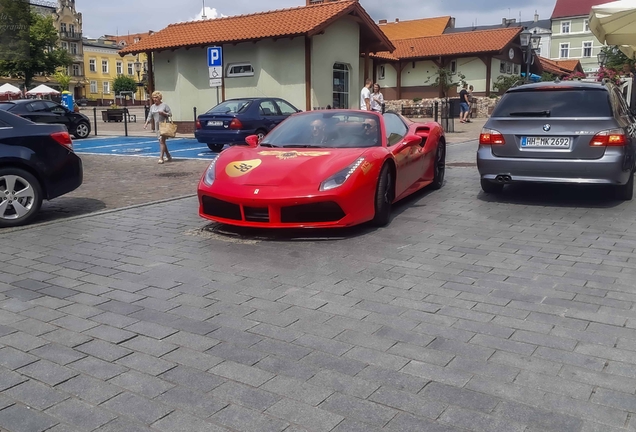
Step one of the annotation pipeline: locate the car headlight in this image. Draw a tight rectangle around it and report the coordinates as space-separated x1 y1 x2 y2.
319 157 365 191
203 155 220 186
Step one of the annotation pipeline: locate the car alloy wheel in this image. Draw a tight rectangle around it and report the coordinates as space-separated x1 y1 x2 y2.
431 140 446 190
74 122 90 139
0 169 43 227
372 164 393 227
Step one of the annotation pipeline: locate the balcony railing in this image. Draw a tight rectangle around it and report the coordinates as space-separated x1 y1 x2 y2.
60 31 82 40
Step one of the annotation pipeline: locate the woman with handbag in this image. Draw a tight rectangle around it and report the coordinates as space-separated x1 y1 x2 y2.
144 91 175 164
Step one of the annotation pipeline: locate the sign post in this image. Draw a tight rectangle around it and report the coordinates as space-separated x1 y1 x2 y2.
207 46 223 105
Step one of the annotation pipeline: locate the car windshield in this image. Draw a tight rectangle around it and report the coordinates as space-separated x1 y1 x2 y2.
207 99 251 114
492 89 612 118
261 111 381 148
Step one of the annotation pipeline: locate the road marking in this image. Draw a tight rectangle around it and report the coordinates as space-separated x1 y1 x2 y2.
76 140 170 150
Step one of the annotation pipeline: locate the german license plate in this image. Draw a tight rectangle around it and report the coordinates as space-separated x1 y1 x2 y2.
521 136 570 148
207 120 223 126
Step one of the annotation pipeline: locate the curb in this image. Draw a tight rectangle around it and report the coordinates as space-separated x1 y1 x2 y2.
0 194 197 236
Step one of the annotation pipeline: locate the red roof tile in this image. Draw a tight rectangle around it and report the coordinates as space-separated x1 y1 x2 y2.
551 0 612 19
555 59 582 72
373 27 521 60
537 56 583 76
120 0 392 55
379 17 451 40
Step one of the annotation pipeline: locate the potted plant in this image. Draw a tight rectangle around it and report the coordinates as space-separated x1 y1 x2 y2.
102 103 125 122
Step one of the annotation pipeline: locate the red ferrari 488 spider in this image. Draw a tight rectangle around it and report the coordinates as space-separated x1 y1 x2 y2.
197 110 445 228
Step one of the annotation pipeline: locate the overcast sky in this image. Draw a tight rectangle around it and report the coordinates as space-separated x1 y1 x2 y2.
80 0 557 39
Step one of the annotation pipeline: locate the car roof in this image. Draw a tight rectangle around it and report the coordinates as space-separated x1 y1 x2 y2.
507 80 609 92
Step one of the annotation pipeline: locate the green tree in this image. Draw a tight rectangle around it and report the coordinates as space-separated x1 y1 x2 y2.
113 75 138 96
540 72 557 82
492 75 523 94
600 46 635 72
54 71 71 91
426 67 466 98
0 1 72 89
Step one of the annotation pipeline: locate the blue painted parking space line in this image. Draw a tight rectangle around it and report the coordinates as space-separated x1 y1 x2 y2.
73 136 221 160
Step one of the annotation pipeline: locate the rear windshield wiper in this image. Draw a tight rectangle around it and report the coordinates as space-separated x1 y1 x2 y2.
259 143 278 147
508 110 551 117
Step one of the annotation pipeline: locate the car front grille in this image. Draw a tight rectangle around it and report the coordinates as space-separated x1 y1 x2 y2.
201 196 242 220
244 206 269 222
281 202 345 223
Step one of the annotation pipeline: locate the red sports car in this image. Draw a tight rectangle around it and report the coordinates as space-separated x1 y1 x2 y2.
197 109 445 228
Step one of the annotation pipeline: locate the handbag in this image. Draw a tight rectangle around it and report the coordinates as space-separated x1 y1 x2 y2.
159 118 177 138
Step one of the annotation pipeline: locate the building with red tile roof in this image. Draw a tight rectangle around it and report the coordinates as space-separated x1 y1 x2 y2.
119 0 393 126
378 17 452 40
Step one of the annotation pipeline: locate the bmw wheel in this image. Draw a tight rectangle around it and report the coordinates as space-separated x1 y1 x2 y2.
616 171 634 201
0 168 43 228
372 164 394 227
73 121 91 139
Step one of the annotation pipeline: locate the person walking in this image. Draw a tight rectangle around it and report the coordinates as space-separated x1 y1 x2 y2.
144 91 173 164
370 83 384 113
360 78 372 111
459 83 470 123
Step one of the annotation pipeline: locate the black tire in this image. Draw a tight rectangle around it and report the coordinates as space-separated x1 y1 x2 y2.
207 143 224 152
73 121 91 139
372 164 394 227
0 168 43 228
481 178 504 194
255 129 267 142
616 171 634 201
431 140 446 190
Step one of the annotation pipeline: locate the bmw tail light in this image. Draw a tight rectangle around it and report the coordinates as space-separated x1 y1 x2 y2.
229 118 243 130
51 131 73 151
590 129 627 147
479 128 505 145
196 119 202 129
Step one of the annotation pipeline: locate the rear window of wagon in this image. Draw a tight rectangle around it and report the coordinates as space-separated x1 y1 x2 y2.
492 89 613 118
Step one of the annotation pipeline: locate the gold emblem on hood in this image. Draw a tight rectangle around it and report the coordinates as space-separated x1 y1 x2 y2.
258 150 331 160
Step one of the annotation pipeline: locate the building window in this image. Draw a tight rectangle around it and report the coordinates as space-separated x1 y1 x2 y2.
226 63 254 77
69 24 75 35
61 41 68 51
584 19 589 32
102 60 108 73
90 80 97 93
89 59 96 72
583 41 592 57
103 81 110 94
513 64 520 74
70 43 77 54
506 62 512 74
127 62 134 75
561 21 570 33
378 65 385 80
134 38 140 43
116 61 122 75
449 60 457 75
560 43 569 58
72 64 80 76
500 61 506 73
60 23 66 32
332 62 349 109
535 45 542 56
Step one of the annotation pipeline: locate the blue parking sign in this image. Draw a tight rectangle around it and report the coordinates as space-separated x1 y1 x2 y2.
207 46 222 67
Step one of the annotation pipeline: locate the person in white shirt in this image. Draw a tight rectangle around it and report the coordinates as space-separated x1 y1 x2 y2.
370 83 384 113
360 78 372 110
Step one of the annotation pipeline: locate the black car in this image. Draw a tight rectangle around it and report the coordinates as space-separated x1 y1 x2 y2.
0 110 83 227
0 99 91 139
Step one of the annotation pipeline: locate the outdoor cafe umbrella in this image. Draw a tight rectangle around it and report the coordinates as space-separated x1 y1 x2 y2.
0 83 21 96
25 84 60 96
590 0 636 58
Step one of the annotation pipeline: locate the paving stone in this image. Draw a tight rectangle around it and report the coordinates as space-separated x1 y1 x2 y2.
0 403 59 432
45 398 116 430
0 346 39 370
211 404 289 432
211 381 281 411
0 332 48 351
30 343 86 366
209 360 275 387
56 374 122 405
107 370 175 399
3 380 70 410
101 391 172 424
18 359 79 386
156 386 227 418
160 365 225 393
115 351 176 376
266 398 344 432
151 410 228 432
319 392 398 428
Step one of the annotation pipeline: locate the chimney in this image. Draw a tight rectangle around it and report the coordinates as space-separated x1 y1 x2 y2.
502 17 507 26
534 10 539 22
379 19 387 24
395 18 399 23
448 17 455 28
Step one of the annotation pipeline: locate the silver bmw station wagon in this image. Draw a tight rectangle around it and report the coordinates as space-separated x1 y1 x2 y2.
477 80 636 200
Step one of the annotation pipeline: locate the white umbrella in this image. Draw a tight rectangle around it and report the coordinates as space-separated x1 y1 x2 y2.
26 84 60 96
0 83 21 96
590 0 636 58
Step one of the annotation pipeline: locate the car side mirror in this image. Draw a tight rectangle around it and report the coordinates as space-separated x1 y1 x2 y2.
245 134 259 147
402 134 423 147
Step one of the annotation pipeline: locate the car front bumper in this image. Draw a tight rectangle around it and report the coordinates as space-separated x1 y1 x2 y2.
477 146 632 185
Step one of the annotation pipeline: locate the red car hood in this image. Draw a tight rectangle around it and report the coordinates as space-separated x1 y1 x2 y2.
215 146 368 186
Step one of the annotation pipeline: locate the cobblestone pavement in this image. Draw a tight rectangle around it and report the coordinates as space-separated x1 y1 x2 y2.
2 140 636 431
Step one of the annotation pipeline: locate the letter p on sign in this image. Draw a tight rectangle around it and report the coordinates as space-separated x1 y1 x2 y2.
207 46 222 67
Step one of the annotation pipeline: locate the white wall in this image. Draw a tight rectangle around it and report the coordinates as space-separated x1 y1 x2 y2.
312 17 360 109
456 57 486 92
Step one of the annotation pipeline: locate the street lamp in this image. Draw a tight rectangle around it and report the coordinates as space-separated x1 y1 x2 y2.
597 50 607 67
134 57 144 101
520 28 541 83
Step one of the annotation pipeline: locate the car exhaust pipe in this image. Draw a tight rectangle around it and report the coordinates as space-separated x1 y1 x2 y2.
495 175 512 183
